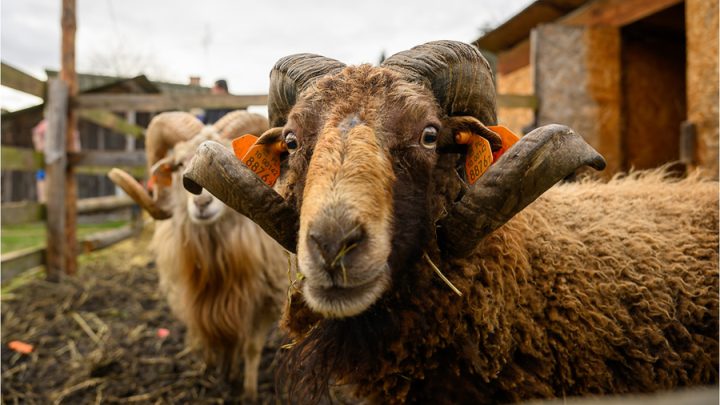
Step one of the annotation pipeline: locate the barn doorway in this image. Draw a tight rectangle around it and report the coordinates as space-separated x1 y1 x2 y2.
620 3 687 171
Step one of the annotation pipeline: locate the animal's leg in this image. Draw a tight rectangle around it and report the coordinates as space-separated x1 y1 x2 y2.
242 332 263 401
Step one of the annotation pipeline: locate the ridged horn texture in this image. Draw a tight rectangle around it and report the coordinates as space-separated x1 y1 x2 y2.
382 40 497 125
108 168 172 220
268 53 346 127
212 110 269 140
145 112 204 172
182 141 299 253
108 112 202 219
438 124 607 258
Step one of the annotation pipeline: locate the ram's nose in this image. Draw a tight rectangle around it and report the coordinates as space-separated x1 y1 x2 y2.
193 193 213 211
307 211 365 271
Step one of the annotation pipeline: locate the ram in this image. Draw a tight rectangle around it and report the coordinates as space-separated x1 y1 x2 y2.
183 42 719 404
110 110 288 401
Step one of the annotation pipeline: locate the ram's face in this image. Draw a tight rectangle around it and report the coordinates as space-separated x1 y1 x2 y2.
283 66 443 317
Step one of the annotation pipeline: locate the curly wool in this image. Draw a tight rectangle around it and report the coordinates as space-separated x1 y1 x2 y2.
280 170 719 404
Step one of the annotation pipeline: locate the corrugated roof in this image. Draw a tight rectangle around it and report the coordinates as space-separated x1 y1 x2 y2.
474 0 589 52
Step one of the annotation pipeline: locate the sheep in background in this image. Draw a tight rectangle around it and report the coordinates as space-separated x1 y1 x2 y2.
183 41 718 404
109 110 289 401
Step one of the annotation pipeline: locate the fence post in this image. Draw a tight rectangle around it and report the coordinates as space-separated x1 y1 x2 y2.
44 79 69 281
61 0 79 275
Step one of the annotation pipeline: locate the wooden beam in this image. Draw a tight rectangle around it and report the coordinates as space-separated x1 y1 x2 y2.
61 0 78 276
497 94 538 109
497 40 531 75
1 146 44 171
78 225 139 253
1 62 46 98
78 109 146 138
74 93 268 112
77 195 135 214
43 79 68 281
1 246 45 282
1 202 45 225
76 165 145 177
2 224 144 284
561 0 683 27
1 196 137 225
69 150 145 167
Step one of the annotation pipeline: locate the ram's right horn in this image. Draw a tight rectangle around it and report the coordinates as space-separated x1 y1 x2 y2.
182 140 299 252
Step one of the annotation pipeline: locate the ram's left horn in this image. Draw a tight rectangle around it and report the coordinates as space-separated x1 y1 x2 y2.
437 124 606 258
182 141 299 252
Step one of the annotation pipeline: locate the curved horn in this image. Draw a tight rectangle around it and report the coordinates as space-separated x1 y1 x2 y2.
437 125 606 258
108 112 201 219
108 168 172 220
182 141 299 252
268 54 346 127
382 40 496 125
145 111 204 171
212 110 270 140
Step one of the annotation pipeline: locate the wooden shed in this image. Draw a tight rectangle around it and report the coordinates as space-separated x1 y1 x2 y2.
474 0 719 176
1 73 210 202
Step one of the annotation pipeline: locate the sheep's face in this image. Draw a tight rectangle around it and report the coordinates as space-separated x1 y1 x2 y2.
284 65 443 318
186 189 226 225
168 134 229 226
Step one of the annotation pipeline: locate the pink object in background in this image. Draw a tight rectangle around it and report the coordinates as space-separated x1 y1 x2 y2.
156 328 170 339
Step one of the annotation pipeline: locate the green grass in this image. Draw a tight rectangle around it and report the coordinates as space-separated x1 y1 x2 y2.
1 220 129 254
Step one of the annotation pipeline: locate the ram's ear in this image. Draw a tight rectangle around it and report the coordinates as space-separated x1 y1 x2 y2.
256 127 284 145
440 116 503 152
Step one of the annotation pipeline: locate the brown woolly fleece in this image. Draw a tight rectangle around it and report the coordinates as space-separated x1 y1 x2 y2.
280 170 718 404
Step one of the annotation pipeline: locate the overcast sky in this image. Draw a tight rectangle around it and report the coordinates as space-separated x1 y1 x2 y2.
1 0 532 111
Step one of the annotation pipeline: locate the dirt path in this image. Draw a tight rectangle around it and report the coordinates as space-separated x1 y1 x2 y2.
1 229 285 404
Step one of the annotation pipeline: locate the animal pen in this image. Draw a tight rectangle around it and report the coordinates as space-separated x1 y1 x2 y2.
1 1 717 404
0 1 266 284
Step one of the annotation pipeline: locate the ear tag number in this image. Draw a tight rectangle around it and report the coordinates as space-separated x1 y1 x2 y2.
461 133 493 185
232 134 282 187
487 125 520 162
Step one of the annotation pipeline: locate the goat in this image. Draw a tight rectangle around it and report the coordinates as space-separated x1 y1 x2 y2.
110 110 288 401
182 42 718 404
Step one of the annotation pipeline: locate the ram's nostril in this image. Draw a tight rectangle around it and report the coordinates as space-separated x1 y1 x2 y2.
307 219 365 269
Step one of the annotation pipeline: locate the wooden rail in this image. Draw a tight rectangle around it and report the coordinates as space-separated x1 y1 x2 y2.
75 93 269 112
2 196 136 225
77 109 145 138
1 224 145 284
1 146 146 176
1 62 46 98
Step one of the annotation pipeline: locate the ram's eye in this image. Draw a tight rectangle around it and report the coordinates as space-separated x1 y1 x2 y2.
285 132 298 153
420 126 438 149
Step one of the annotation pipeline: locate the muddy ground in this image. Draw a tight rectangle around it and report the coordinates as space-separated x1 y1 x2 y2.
1 228 286 404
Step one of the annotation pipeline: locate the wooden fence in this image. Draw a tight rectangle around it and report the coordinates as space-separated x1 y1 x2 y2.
1 33 537 284
1 58 271 283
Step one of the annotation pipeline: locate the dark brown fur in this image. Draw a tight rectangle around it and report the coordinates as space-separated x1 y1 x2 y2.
276 65 719 404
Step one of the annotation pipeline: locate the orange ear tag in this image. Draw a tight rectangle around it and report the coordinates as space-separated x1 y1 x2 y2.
487 125 520 161
232 134 283 187
456 131 493 185
148 163 173 190
232 134 258 159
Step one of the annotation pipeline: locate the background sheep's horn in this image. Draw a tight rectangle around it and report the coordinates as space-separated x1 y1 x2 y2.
182 141 299 252
108 168 172 220
268 53 346 127
437 125 606 258
211 110 269 140
382 40 496 125
109 112 201 220
145 112 204 172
